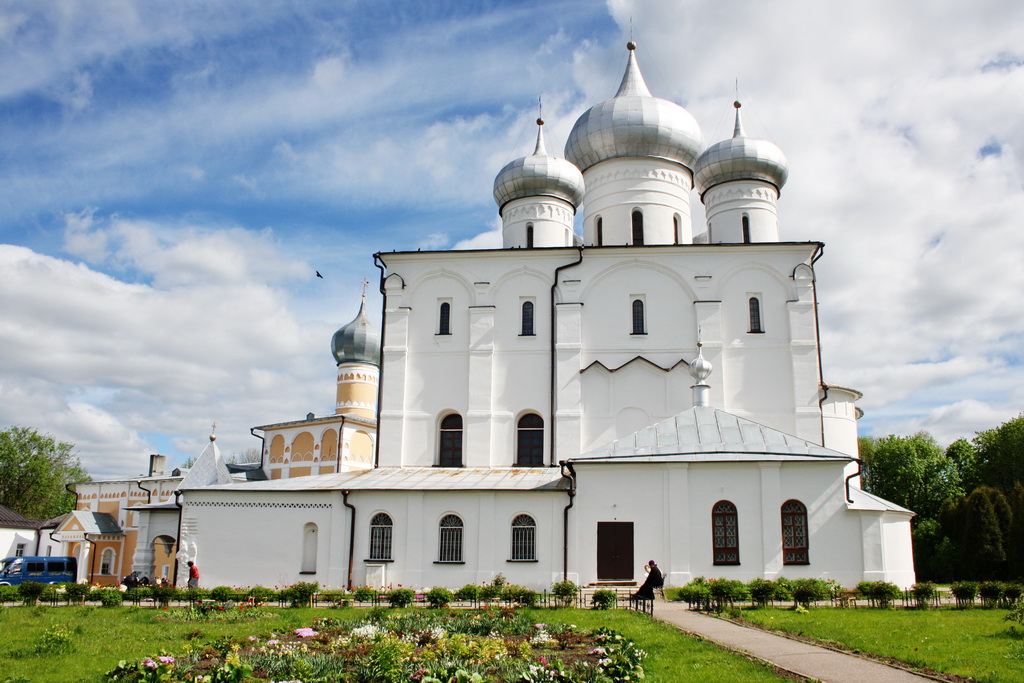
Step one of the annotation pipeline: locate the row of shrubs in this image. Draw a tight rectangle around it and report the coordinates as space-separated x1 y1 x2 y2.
948 580 1024 608
2 578 589 609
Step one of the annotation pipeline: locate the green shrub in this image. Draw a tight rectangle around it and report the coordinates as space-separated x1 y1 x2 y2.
490 573 507 587
183 587 209 605
911 582 937 609
480 584 503 601
677 578 712 609
17 582 46 605
454 584 481 602
320 589 350 606
790 578 830 607
95 588 124 608
591 589 618 610
425 586 453 608
151 584 178 607
550 580 579 607
353 586 377 602
0 584 19 604
248 585 274 604
979 581 1004 608
209 585 235 602
35 624 74 655
62 582 90 605
502 584 537 607
772 578 793 602
950 580 979 607
1003 582 1023 607
748 578 776 607
123 587 152 605
709 579 750 609
289 581 319 607
857 581 901 609
387 587 415 608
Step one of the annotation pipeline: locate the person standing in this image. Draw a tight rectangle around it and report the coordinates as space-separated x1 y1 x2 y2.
187 560 200 588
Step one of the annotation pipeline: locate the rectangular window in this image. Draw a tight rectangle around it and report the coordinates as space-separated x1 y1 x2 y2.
15 544 25 557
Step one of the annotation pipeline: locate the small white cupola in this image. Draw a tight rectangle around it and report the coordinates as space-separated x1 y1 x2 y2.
688 342 713 407
493 116 584 249
694 101 788 243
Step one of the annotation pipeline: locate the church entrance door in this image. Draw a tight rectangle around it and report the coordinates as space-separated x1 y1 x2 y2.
596 522 633 581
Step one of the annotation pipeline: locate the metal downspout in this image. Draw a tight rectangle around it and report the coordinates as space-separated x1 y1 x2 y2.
809 243 828 446
136 480 153 505
342 490 356 590
250 428 266 471
559 461 577 581
86 535 98 585
336 416 345 472
845 460 862 504
549 248 584 465
372 254 389 468
172 490 184 587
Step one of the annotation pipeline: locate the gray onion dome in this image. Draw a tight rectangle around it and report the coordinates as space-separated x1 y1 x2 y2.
564 43 704 173
493 118 585 212
331 297 380 366
694 101 788 197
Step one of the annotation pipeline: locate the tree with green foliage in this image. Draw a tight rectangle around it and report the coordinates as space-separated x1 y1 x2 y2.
859 432 963 523
959 488 1005 580
945 438 981 493
0 426 88 519
973 414 1024 493
1007 482 1024 580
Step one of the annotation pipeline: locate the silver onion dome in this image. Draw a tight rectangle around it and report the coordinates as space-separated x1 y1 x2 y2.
694 101 788 196
493 118 585 212
564 42 704 173
688 344 713 383
331 296 380 366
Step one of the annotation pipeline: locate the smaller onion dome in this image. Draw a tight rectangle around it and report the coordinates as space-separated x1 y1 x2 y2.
694 101 788 196
331 296 380 366
493 118 585 212
688 343 713 383
564 42 704 173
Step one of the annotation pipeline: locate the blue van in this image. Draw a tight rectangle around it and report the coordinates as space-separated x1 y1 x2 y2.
0 556 78 585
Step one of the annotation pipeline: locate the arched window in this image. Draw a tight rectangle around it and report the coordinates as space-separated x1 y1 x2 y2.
781 500 809 564
100 548 115 575
712 501 740 565
369 513 393 561
526 223 534 248
632 299 646 335
748 297 763 333
439 414 463 467
438 514 463 562
596 217 603 246
516 414 544 466
631 210 644 245
438 302 451 335
674 215 681 245
521 301 534 336
301 522 318 574
742 215 751 243
510 514 537 561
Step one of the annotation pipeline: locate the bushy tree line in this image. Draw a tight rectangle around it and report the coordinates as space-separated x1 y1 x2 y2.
0 426 87 519
859 414 1024 581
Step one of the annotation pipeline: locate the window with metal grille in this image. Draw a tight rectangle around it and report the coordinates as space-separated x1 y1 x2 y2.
438 302 451 335
516 414 544 465
521 301 535 336
369 512 393 560
439 414 463 467
510 514 536 560
749 297 763 333
632 210 644 245
712 500 740 565
632 299 646 335
438 514 463 562
100 548 115 575
781 500 809 564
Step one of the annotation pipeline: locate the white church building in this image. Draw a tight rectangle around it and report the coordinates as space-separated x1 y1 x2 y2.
137 43 915 591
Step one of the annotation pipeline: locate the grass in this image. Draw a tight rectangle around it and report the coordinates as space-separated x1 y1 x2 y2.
738 606 1024 683
0 604 787 682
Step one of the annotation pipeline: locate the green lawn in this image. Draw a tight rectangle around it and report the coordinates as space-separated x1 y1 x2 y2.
0 605 786 682
739 606 1024 683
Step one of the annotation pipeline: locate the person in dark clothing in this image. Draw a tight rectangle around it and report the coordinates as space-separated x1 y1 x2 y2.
632 560 663 599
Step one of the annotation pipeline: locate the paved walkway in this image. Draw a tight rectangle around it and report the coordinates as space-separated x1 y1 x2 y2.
652 600 935 682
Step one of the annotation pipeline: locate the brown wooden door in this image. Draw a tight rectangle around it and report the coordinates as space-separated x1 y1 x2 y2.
597 521 634 581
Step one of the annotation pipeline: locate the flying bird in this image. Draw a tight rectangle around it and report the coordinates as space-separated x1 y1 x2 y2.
316 271 323 278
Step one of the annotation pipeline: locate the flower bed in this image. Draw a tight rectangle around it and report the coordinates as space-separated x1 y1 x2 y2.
105 607 645 682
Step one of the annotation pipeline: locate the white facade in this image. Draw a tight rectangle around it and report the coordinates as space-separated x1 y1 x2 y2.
173 43 915 591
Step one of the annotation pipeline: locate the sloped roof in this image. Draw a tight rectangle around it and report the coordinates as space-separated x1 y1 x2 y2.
59 510 123 535
572 406 855 463
188 467 568 493
846 486 913 514
0 504 40 529
177 438 235 490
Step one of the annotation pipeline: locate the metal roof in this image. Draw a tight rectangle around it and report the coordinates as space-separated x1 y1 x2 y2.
189 467 568 493
572 406 855 463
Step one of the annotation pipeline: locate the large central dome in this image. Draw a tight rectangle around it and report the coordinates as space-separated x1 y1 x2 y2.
564 43 704 173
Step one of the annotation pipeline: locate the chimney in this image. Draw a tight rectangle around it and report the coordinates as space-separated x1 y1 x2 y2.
149 454 167 477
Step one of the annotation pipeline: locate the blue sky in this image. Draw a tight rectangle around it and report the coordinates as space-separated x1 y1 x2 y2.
1 0 1022 477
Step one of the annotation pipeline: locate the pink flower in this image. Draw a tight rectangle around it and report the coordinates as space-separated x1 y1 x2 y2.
294 627 318 638
588 648 606 655
158 656 175 664
247 636 259 641
267 639 280 645
142 658 157 668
